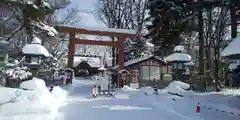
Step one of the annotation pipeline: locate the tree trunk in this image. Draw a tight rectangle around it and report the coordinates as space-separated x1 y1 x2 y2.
205 7 213 85
230 0 237 39
198 0 205 81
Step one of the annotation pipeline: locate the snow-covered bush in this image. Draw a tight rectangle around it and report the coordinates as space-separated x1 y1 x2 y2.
5 67 32 81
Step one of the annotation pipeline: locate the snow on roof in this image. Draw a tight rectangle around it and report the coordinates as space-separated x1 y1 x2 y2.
22 44 50 57
228 63 238 70
221 37 240 57
113 55 165 69
58 24 136 35
31 37 42 44
164 53 192 62
71 56 101 68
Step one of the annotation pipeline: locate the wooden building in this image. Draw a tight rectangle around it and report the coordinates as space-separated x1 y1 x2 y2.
112 55 173 88
71 56 106 77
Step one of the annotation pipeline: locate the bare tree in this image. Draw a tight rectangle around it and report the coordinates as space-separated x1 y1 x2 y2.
98 0 148 59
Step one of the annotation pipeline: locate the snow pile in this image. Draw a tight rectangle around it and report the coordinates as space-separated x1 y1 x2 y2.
20 77 47 91
0 78 62 116
122 85 139 92
51 86 68 103
139 86 154 95
164 81 190 93
215 89 240 96
115 86 139 99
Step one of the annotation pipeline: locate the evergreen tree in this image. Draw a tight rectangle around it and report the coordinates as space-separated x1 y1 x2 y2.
1 0 57 43
145 0 196 56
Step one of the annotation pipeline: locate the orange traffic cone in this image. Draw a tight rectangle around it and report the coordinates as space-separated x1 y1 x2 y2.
196 103 200 113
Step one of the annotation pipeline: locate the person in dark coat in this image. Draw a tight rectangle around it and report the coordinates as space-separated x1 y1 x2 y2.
92 85 97 98
49 86 54 92
97 85 101 94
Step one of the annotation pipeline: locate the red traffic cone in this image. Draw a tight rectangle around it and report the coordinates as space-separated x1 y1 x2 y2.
196 103 200 113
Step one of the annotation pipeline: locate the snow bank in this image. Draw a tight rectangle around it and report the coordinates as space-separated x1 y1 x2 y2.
20 77 47 91
122 85 139 92
114 86 139 99
51 86 68 103
212 89 240 96
139 86 154 95
164 81 190 93
0 78 64 116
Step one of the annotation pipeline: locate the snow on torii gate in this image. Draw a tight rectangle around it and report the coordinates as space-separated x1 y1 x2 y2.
56 25 137 69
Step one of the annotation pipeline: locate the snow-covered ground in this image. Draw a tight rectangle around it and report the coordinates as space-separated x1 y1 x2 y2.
1 78 240 120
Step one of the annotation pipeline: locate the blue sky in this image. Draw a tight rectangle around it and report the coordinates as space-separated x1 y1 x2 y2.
59 0 110 56
66 0 105 27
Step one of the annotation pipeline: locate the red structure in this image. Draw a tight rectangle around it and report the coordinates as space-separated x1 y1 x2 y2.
57 25 136 84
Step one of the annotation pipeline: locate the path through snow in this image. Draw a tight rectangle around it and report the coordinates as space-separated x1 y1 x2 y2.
55 80 240 120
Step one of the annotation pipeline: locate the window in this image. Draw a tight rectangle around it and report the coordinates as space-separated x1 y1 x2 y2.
0 57 4 61
25 56 31 63
31 57 39 64
178 63 183 69
150 66 160 80
140 66 150 80
167 65 172 73
173 63 177 69
162 66 167 74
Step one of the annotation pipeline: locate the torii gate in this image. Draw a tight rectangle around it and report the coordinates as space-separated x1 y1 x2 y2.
56 25 136 77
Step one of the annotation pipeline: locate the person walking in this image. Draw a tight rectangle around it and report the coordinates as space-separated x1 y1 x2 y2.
92 85 97 98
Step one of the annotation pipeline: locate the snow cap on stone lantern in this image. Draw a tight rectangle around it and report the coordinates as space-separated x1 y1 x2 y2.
164 45 191 63
22 37 50 57
31 37 42 44
173 45 186 53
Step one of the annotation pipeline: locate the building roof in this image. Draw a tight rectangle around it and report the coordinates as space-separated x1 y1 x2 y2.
71 56 101 68
112 55 166 69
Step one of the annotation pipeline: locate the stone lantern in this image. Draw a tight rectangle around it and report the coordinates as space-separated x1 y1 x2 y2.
22 37 50 76
98 66 107 77
22 37 50 65
164 45 191 80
